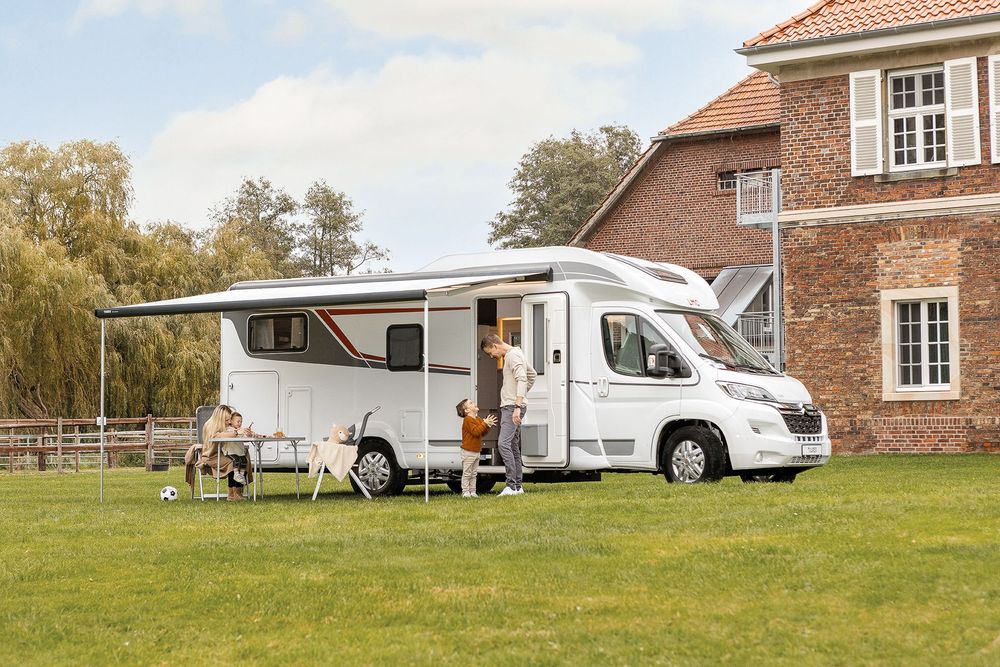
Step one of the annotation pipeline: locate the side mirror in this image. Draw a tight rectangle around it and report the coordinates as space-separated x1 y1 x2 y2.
646 344 690 379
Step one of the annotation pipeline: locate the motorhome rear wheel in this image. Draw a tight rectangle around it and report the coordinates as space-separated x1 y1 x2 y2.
350 440 406 497
446 478 499 495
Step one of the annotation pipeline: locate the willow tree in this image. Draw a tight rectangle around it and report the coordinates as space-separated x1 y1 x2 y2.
0 219 109 418
0 140 132 256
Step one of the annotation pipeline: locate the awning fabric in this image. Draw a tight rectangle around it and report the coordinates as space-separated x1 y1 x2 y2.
711 265 773 325
95 267 551 319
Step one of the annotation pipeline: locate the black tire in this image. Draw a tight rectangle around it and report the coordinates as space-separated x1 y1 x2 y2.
661 425 726 484
740 470 798 484
349 439 406 497
447 478 498 495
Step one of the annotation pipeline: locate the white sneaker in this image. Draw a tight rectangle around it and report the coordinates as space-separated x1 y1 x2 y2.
470 493 478 498
497 486 518 497
462 492 472 498
514 487 525 495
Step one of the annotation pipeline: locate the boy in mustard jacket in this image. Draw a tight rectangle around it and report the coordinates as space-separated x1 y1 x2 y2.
455 399 497 497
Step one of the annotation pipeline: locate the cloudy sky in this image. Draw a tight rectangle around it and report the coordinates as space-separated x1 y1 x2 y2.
1 0 803 271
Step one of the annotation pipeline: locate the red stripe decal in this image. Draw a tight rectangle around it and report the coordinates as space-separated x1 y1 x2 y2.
315 309 363 359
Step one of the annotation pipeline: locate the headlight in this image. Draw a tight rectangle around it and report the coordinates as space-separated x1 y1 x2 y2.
717 381 777 402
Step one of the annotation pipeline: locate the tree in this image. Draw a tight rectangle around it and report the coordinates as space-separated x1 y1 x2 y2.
300 180 389 276
488 124 642 248
0 140 132 255
209 177 301 277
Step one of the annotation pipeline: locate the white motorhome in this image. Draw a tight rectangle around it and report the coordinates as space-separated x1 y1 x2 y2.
99 247 831 495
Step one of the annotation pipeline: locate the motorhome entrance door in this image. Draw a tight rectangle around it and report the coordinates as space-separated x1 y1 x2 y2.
226 370 279 463
520 293 569 467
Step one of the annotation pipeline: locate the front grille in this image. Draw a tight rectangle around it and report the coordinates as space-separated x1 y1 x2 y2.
781 412 822 434
788 455 828 465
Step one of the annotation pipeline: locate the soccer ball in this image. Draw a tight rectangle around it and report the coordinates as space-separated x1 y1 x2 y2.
160 485 179 501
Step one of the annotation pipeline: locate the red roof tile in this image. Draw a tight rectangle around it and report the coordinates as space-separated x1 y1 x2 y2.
663 71 780 136
745 0 1000 48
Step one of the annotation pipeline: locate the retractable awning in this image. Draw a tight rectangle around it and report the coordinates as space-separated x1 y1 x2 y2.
95 265 552 319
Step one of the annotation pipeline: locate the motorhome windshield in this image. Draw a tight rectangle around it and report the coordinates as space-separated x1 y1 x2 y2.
657 311 778 374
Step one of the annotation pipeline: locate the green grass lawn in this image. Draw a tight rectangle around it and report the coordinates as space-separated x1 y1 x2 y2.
2 456 999 666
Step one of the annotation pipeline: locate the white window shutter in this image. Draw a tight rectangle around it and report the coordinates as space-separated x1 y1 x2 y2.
944 57 981 167
850 70 883 176
989 55 1000 164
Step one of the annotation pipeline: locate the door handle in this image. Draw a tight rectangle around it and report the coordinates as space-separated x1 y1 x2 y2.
597 377 609 398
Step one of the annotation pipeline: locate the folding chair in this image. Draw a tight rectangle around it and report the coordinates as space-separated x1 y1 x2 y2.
312 406 380 501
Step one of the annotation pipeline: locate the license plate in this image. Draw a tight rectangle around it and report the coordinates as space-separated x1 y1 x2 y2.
801 445 822 456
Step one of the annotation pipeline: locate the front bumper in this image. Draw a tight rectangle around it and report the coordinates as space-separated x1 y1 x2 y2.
726 400 832 470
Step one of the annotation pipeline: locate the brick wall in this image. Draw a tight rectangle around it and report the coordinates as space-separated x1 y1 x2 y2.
782 216 1000 453
780 57 998 211
581 131 778 278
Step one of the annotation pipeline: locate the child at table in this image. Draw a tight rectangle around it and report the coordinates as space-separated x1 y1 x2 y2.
222 411 258 484
455 398 497 498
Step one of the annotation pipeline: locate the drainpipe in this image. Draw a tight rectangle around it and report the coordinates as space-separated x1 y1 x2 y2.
771 167 783 371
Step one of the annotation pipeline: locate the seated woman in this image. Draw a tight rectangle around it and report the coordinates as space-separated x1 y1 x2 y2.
201 404 252 501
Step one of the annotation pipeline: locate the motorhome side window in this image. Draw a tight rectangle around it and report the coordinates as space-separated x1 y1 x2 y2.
601 314 668 377
248 313 307 353
386 324 423 371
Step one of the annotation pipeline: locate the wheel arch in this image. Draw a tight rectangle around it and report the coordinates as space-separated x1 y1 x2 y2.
655 418 732 473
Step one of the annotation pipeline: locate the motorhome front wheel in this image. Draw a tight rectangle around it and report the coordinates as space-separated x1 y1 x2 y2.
662 426 725 484
739 470 798 484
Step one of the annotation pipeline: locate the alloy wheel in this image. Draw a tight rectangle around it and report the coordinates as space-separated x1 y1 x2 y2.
670 440 706 483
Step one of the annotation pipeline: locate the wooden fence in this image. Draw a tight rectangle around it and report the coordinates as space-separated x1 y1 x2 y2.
0 416 198 473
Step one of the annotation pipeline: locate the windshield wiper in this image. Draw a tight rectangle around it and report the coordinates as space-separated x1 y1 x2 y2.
699 352 735 368
699 353 777 375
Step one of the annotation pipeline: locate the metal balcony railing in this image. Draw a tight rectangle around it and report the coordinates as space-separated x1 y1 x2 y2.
736 168 780 229
736 311 775 363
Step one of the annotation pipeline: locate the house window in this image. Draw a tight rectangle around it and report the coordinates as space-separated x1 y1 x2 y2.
888 67 945 170
386 324 423 371
717 171 737 190
248 313 307 353
880 287 960 401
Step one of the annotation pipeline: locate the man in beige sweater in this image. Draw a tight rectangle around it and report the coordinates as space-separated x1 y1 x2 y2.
480 334 537 496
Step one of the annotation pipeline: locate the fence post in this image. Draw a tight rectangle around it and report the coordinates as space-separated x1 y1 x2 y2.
7 427 13 473
74 426 81 473
57 418 64 474
145 414 154 471
37 429 47 472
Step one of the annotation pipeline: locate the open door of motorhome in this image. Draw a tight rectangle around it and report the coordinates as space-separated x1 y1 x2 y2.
520 293 569 467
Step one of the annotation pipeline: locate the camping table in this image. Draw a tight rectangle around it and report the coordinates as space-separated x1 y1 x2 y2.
210 436 306 501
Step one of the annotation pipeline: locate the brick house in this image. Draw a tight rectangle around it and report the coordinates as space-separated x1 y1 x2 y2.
739 0 1000 452
569 72 785 358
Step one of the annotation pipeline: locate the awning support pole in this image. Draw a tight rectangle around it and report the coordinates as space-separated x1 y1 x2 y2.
423 298 429 503
99 319 106 503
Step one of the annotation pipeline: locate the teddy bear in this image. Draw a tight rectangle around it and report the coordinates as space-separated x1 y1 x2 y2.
328 424 352 445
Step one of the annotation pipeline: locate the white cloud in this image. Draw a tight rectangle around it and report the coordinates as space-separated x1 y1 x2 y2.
133 49 627 248
269 10 309 44
71 0 226 35
322 0 805 45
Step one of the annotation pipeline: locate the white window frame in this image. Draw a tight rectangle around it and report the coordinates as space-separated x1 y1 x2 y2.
880 286 960 401
886 65 947 172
